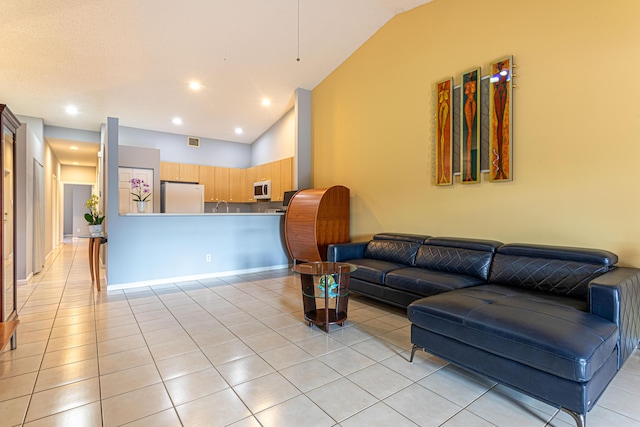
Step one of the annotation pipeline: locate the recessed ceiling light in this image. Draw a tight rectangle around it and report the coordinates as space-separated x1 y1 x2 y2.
72 162 79 165
189 81 201 91
235 127 243 135
65 105 78 115
262 98 271 106
173 117 183 125
69 146 79 150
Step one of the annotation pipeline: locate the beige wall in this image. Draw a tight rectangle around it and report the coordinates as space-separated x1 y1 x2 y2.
60 165 97 184
312 0 640 266
44 143 61 256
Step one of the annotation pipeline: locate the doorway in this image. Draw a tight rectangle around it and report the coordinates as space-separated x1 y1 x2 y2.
33 160 45 274
63 184 93 237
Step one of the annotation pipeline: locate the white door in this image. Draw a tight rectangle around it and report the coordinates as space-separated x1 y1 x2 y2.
118 168 132 214
119 167 154 213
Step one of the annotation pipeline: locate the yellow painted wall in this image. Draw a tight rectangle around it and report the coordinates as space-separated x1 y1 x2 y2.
312 0 640 266
60 165 97 184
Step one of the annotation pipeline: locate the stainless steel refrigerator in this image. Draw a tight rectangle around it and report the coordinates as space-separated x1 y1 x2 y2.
161 182 205 213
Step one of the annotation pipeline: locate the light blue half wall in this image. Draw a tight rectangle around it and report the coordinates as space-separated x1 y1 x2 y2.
106 213 290 288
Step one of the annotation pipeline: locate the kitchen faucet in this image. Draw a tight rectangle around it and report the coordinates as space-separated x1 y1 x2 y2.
214 200 229 213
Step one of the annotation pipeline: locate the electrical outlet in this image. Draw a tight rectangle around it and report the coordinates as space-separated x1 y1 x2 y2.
206 254 211 262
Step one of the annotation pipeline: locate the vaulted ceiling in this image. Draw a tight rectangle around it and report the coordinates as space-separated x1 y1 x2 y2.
1 0 433 157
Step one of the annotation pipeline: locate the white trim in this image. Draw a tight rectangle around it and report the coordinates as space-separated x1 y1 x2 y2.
106 264 291 291
18 273 33 286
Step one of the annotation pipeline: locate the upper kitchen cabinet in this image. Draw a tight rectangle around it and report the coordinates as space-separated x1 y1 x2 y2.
228 168 244 202
214 167 230 201
270 157 294 201
280 157 293 195
175 157 294 204
199 165 216 202
160 162 199 183
244 166 257 202
255 163 270 183
270 161 282 201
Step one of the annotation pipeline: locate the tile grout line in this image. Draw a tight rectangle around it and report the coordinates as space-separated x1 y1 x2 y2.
18 239 85 426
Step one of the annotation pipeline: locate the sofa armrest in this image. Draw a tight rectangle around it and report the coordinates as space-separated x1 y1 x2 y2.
589 267 640 367
328 242 368 262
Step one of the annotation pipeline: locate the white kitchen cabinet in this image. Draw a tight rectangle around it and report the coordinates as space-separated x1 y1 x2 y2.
119 167 154 213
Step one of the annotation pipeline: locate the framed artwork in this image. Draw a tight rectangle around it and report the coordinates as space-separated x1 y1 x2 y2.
489 56 513 182
436 77 453 186
461 68 480 184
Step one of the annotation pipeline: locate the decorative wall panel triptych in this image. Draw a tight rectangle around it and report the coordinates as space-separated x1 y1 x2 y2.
435 78 453 186
461 68 480 184
433 55 514 185
488 56 513 182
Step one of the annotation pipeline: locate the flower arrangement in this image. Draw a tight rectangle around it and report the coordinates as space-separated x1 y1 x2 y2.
84 194 105 225
130 178 151 202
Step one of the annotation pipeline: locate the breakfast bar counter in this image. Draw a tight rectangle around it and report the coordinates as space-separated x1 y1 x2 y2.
106 211 290 289
120 212 285 217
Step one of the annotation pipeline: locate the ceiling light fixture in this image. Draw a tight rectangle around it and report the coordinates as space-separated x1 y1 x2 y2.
173 117 183 125
72 162 79 165
69 146 79 150
262 98 271 106
235 127 243 135
189 81 201 91
65 105 78 115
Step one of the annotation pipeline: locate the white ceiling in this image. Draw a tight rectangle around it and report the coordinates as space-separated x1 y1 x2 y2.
1 0 432 165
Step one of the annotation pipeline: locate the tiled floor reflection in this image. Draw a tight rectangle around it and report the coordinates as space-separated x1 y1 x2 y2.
1 238 639 426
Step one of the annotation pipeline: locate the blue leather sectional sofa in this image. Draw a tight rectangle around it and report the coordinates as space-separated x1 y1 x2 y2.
329 233 640 427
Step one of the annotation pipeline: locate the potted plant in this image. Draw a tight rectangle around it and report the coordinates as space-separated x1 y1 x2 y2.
130 178 152 212
84 194 105 234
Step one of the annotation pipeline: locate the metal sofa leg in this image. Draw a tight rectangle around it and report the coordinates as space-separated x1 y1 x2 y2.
561 407 586 427
409 344 420 363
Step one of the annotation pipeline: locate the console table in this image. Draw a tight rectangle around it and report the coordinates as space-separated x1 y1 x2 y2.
79 233 107 291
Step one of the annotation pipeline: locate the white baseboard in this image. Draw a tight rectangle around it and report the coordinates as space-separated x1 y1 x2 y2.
18 273 33 286
106 264 291 291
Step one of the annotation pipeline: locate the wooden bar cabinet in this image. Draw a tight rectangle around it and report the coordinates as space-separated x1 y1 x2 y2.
284 185 350 263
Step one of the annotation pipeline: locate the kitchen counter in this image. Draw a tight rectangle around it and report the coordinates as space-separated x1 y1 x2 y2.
120 212 284 216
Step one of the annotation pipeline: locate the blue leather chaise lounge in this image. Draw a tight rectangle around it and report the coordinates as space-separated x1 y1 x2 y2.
329 233 640 427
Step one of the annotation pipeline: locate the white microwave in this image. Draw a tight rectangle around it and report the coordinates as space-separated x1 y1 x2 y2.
254 180 271 199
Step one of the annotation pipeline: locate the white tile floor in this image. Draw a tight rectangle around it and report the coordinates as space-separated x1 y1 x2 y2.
1 238 639 426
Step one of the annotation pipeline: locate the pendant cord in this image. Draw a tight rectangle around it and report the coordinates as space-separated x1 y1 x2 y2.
296 0 300 62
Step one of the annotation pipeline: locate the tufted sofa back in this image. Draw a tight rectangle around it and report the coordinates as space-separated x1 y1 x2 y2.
488 244 618 300
415 237 502 280
364 240 422 266
372 233 430 244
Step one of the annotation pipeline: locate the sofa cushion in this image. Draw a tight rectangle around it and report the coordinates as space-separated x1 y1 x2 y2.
386 268 485 297
345 258 407 285
415 237 501 280
363 240 421 265
408 285 619 382
489 244 616 300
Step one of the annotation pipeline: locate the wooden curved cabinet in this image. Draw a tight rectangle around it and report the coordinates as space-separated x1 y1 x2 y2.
285 186 350 262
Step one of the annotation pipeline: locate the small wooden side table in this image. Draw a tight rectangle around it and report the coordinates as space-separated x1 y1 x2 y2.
79 233 107 291
292 262 356 332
